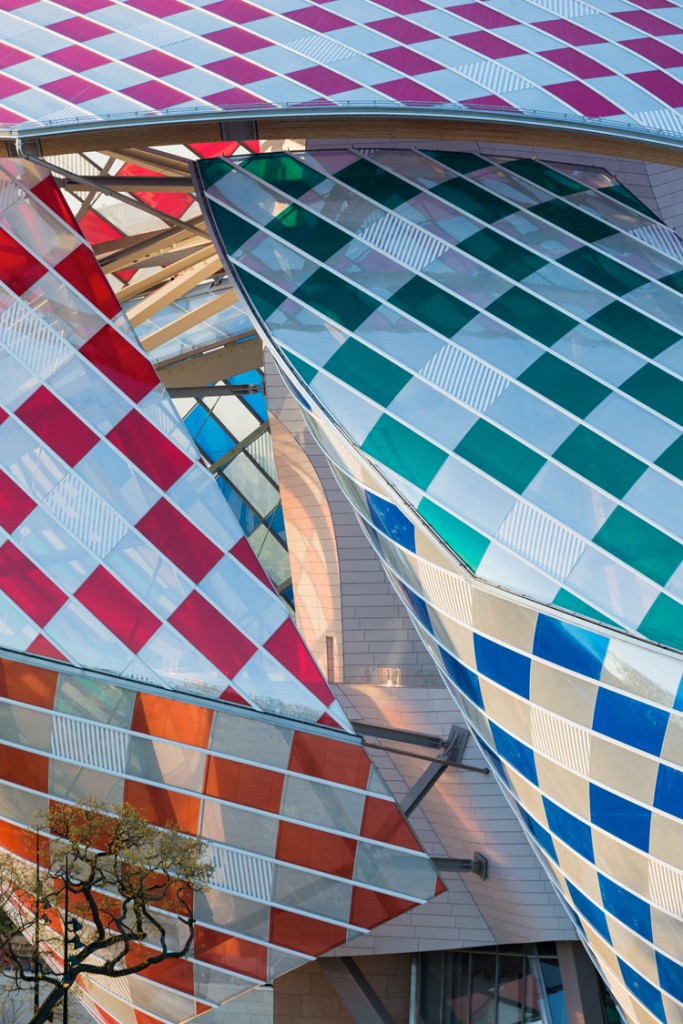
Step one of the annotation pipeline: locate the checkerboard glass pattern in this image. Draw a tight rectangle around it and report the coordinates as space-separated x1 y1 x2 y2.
0 653 443 1023
3 0 683 137
0 156 350 730
200 149 683 1024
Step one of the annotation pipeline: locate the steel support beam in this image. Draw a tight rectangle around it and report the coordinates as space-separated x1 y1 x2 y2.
319 958 396 1024
400 759 450 817
431 853 488 879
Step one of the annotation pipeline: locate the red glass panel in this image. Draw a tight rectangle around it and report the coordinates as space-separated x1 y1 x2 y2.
229 536 272 588
0 743 48 792
26 635 67 661
107 409 193 491
80 323 159 403
288 731 370 789
168 591 257 680
0 541 68 627
0 657 57 708
360 797 422 851
16 386 99 467
204 755 283 813
269 908 346 956
131 691 213 748
0 225 45 295
124 780 200 833
75 566 161 652
31 175 83 236
276 821 356 879
264 618 331 704
55 245 121 320
136 498 223 583
0 468 35 532
349 888 417 930
194 926 267 980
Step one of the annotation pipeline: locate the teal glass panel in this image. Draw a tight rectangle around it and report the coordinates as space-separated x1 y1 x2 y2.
268 204 349 263
558 247 648 296
241 153 326 198
418 497 489 571
655 435 683 482
362 415 447 489
638 593 683 648
504 159 587 196
293 268 380 332
285 351 318 385
593 506 682 586
209 202 257 256
660 269 683 294
553 589 618 627
431 177 516 223
422 150 491 174
602 183 661 221
390 277 476 338
458 228 545 280
621 365 683 427
486 287 576 345
324 338 411 406
531 199 615 242
519 353 610 417
554 426 646 499
198 159 235 191
237 268 284 321
335 158 420 209
455 420 545 493
588 301 680 358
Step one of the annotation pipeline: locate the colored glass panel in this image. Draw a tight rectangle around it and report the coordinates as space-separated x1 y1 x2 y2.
554 426 646 499
456 420 545 493
324 338 411 407
363 416 447 489
593 507 682 586
519 354 610 418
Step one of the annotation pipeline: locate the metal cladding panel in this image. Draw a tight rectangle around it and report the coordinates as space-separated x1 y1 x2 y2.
0 652 443 1023
4 1 683 138
0 156 349 730
200 150 683 1024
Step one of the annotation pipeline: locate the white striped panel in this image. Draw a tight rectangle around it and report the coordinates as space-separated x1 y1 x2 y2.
0 13 33 39
497 501 585 581
44 473 128 560
84 968 132 1003
632 108 683 136
51 715 128 775
530 705 590 774
0 305 71 379
421 344 509 412
415 557 473 626
649 858 683 917
207 843 274 902
630 222 683 263
454 61 528 96
125 19 189 45
287 34 357 63
358 213 450 273
528 0 593 16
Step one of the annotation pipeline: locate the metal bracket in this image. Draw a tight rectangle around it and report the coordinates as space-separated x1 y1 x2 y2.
431 853 488 880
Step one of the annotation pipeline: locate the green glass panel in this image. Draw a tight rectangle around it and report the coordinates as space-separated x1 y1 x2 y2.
593 506 682 586
324 338 411 406
418 498 488 571
458 228 545 281
210 202 256 256
362 415 448 490
531 199 615 242
660 269 683 294
620 365 683 427
285 351 318 386
486 286 575 345
294 268 380 332
198 158 234 191
390 277 476 338
237 268 284 322
638 594 683 649
602 183 660 222
519 353 610 417
455 420 545 493
268 204 349 263
504 159 587 196
554 426 646 499
655 435 683 482
335 158 420 210
422 150 491 175
431 177 516 223
241 153 326 198
588 301 680 359
558 247 647 296
553 589 618 627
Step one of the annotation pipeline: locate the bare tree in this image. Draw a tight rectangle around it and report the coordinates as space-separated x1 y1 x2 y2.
0 801 213 1024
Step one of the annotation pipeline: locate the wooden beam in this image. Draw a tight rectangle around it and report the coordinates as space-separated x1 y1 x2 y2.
140 289 238 352
126 253 224 326
115 244 216 302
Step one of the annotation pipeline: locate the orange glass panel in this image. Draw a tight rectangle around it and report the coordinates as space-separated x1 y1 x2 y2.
288 732 370 789
349 887 417 930
131 691 213 748
194 925 267 981
276 821 356 879
0 744 48 793
0 657 57 708
204 756 284 813
269 907 346 956
0 819 40 860
360 796 422 851
124 779 201 834
127 943 195 995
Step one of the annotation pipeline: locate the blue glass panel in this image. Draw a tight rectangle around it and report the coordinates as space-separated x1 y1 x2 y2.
216 477 260 535
599 875 652 942
195 414 234 463
589 784 651 852
184 404 210 438
674 674 683 713
268 504 287 543
521 809 559 864
479 738 509 785
656 951 683 1004
397 581 432 633
593 688 669 757
654 764 682 819
533 614 608 680
567 880 611 941
617 960 666 1023
490 722 538 785
543 798 594 862
439 647 483 709
474 634 530 698
366 491 416 552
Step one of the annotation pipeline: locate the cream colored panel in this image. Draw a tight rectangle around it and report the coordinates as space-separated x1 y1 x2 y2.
480 680 532 743
529 660 598 728
648 856 683 917
661 712 683 768
554 841 601 902
530 704 590 775
650 813 683 870
589 736 659 806
593 831 651 902
535 755 590 819
608 919 658 983
473 590 536 653
652 905 683 963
